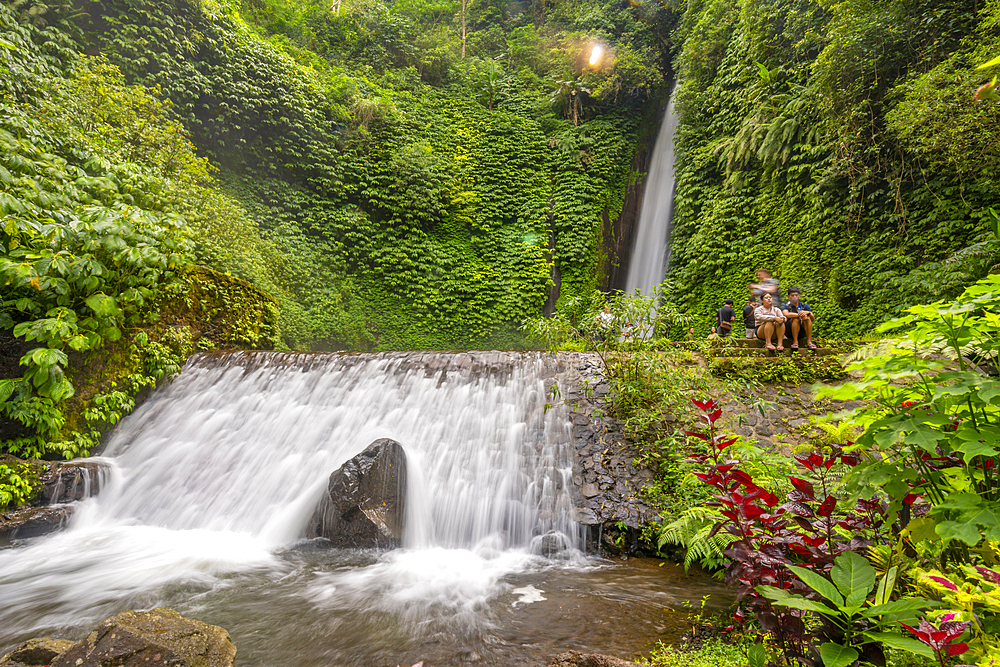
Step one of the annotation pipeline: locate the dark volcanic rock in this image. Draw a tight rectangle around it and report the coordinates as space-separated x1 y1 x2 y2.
38 461 108 505
548 651 641 666
0 505 74 540
49 608 236 667
307 438 407 548
0 638 75 666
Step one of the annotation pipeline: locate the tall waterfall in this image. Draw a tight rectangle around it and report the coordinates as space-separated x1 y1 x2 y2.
0 352 582 644
625 88 680 296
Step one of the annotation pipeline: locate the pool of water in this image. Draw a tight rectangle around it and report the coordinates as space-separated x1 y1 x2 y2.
0 538 728 666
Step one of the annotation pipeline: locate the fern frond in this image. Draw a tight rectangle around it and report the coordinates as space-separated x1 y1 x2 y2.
658 506 737 570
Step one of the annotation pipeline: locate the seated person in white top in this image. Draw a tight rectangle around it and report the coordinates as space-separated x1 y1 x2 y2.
754 293 786 351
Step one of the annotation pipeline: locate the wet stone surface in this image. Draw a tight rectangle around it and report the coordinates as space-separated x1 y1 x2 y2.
557 355 659 549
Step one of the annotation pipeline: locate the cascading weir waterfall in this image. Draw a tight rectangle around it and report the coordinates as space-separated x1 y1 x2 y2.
625 87 681 296
0 351 726 666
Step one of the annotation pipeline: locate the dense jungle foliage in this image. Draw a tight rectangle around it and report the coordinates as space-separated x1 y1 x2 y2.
70 0 676 350
667 0 1000 337
0 0 673 477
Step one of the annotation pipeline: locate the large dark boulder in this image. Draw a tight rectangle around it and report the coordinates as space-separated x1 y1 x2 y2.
46 608 236 667
0 505 74 540
307 438 407 548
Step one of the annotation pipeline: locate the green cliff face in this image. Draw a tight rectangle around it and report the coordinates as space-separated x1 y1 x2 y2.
667 0 1000 337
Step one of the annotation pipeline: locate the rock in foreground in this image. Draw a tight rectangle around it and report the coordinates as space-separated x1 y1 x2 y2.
548 651 642 667
47 608 236 667
1 609 235 667
307 438 407 548
0 505 74 540
0 638 74 666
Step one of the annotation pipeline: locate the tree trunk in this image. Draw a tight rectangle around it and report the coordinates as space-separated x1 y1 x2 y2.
461 0 466 59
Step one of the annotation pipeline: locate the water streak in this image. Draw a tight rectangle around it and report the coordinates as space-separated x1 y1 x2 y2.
625 87 681 296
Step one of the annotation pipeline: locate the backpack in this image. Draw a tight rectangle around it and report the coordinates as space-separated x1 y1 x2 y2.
717 308 732 332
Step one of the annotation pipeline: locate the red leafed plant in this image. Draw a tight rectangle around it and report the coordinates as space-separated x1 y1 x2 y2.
683 398 893 666
900 616 972 667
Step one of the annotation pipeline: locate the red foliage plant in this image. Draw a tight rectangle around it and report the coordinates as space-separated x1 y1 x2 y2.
684 398 891 666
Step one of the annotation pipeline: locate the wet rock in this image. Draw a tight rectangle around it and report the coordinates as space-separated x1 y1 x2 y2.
788 418 808 429
548 652 641 667
572 507 599 524
49 608 236 667
757 427 773 436
38 461 108 505
534 530 572 556
1 638 75 666
571 413 590 426
594 384 610 395
307 439 407 549
581 483 600 498
0 505 74 540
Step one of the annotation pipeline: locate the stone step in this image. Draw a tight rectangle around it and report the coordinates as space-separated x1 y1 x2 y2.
709 355 846 368
706 346 839 358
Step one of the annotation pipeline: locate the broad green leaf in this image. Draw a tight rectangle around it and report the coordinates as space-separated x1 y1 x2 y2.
819 642 858 667
937 519 984 545
85 293 121 318
863 632 934 658
831 552 876 600
788 565 846 607
0 378 18 402
874 566 897 606
980 382 1000 404
757 585 791 602
747 643 767 667
903 516 939 543
955 438 999 460
771 597 839 615
863 598 937 619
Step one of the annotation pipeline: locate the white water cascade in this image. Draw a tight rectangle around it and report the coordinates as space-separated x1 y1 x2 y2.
0 351 585 653
625 88 681 296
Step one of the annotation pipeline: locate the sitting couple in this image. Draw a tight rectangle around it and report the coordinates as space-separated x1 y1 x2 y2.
754 288 816 350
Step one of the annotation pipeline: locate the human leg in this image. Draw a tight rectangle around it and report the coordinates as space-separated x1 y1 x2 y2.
804 315 815 348
758 322 775 349
789 317 800 348
775 322 786 350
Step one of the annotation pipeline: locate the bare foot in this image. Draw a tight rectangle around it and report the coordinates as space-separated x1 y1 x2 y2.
776 345 785 351
765 343 776 351
808 342 817 349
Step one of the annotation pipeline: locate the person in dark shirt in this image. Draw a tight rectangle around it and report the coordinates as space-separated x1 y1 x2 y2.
742 296 756 338
716 299 736 338
782 287 816 349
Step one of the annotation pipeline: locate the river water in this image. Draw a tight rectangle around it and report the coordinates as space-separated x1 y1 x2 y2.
0 352 727 665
